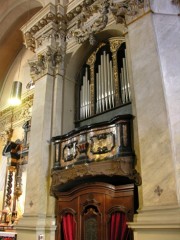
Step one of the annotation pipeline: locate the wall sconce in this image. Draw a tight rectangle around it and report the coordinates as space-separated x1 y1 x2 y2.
8 81 22 106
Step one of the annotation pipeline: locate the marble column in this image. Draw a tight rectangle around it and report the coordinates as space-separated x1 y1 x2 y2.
127 1 180 239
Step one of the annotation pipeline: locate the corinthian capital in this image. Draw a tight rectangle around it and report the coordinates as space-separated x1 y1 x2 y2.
29 46 63 81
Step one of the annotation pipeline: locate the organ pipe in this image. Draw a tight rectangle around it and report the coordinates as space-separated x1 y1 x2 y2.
79 42 131 120
120 54 131 104
125 49 131 101
80 67 91 119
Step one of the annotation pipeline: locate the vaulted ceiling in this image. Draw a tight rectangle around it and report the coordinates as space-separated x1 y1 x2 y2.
0 0 42 91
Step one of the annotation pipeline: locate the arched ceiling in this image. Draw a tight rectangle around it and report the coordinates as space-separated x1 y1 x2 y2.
0 0 43 91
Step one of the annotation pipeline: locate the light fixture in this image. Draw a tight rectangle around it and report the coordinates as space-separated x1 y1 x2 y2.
8 81 22 106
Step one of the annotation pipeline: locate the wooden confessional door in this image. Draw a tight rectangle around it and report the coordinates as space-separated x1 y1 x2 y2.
56 182 134 240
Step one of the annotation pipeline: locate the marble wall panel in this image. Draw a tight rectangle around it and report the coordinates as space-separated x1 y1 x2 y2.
152 11 180 203
128 12 177 207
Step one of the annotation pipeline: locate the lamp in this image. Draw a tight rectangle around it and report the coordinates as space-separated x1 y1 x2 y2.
8 81 22 106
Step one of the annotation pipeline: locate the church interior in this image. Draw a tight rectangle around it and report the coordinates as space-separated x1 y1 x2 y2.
0 0 180 239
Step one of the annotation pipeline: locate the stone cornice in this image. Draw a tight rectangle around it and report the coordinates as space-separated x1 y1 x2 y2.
21 0 150 53
21 3 58 52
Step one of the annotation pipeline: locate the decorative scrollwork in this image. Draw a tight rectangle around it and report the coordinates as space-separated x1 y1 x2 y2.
90 132 115 154
29 46 63 81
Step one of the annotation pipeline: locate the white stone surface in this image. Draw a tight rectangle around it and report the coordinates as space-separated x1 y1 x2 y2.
152 9 180 203
128 12 177 207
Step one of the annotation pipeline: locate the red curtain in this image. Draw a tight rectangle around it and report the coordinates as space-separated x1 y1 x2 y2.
109 211 129 240
62 213 76 240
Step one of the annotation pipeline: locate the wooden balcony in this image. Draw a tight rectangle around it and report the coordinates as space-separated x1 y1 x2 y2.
50 115 141 196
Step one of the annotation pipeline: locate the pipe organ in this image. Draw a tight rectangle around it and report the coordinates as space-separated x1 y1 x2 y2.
51 114 140 191
78 38 131 121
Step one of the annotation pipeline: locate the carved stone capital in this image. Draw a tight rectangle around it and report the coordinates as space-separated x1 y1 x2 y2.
29 46 63 81
68 0 109 45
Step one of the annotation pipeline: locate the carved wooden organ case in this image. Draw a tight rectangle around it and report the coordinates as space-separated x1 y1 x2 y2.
51 115 141 239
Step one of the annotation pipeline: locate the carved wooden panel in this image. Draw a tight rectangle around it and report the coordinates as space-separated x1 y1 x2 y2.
56 183 134 240
51 115 142 194
52 115 133 169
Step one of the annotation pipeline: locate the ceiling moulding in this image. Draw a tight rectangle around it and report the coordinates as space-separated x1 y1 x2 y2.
21 0 150 52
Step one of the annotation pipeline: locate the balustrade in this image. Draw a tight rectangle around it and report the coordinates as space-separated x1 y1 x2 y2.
50 115 142 195
52 115 134 170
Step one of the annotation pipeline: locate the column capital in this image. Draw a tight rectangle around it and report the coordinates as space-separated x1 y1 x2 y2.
21 3 66 54
28 46 63 82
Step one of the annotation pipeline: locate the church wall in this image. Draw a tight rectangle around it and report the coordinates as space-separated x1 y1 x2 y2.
152 5 180 204
128 11 177 207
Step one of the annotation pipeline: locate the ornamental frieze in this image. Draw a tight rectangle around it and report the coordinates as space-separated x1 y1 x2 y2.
21 1 150 53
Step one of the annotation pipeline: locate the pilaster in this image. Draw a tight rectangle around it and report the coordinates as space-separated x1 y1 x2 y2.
16 2 66 240
127 0 180 239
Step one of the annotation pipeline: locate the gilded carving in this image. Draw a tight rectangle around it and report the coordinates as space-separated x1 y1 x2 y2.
63 141 78 162
0 128 13 144
109 38 125 106
90 132 115 154
0 94 34 134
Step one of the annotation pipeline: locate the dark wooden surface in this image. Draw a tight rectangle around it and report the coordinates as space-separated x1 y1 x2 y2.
56 182 134 240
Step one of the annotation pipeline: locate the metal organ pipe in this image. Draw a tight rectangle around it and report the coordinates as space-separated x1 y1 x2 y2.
107 54 111 108
80 46 131 120
120 50 131 104
125 49 131 101
103 51 108 110
95 52 115 114
80 67 91 119
120 69 124 104
123 58 128 103
110 60 114 108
